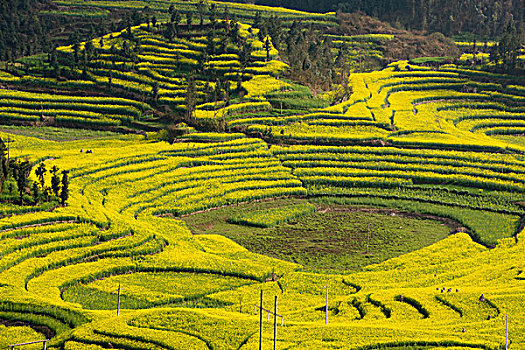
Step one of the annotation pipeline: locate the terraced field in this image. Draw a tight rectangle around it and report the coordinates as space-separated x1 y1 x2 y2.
0 1 524 349
0 129 523 349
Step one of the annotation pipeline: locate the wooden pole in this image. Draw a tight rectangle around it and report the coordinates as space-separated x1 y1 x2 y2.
117 283 121 316
259 289 263 350
505 314 509 350
325 285 329 325
273 296 277 350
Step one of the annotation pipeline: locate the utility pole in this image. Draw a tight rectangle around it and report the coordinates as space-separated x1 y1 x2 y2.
505 314 509 350
254 292 284 350
259 289 263 350
117 283 122 316
274 296 277 350
7 135 10 163
325 285 329 325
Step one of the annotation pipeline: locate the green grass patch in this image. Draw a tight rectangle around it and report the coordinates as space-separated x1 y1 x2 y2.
15 53 48 66
227 202 316 228
409 57 452 64
40 9 109 18
183 198 452 273
0 126 123 142
316 196 521 247
267 97 330 110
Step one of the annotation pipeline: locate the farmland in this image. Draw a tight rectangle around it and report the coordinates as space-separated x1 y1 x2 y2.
0 0 524 349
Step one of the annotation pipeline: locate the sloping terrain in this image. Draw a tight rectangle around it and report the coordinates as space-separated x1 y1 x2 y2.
0 1 523 349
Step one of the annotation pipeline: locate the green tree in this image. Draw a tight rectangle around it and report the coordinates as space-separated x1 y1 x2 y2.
186 12 193 30
84 41 95 60
264 37 271 62
171 10 181 26
34 162 46 191
50 165 60 197
60 170 69 206
0 138 8 186
491 21 523 71
197 0 206 26
31 182 39 204
254 11 262 30
152 82 159 102
209 3 217 26
207 27 216 55
72 42 80 65
13 160 31 204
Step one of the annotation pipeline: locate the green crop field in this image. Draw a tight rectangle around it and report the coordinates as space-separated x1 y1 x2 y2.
0 0 523 349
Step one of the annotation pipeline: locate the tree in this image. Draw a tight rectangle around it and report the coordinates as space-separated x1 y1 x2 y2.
72 42 80 65
197 50 209 74
239 41 252 70
164 23 175 41
230 20 240 44
34 162 46 190
490 21 524 71
266 16 282 50
209 3 217 25
60 170 69 206
171 10 181 26
50 49 59 77
152 82 159 102
0 138 7 186
224 6 230 33
32 182 39 204
13 160 31 204
254 11 263 30
50 165 60 197
122 40 131 58
197 0 206 26
186 12 193 30
207 27 216 55
84 41 95 60
264 37 272 62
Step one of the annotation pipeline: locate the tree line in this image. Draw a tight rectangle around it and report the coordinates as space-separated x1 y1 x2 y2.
251 0 524 38
0 138 69 206
0 0 156 61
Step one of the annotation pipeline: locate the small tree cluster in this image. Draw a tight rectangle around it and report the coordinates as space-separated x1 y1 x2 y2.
490 21 524 71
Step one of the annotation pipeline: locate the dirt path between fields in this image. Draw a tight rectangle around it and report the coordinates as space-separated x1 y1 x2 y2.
0 319 55 339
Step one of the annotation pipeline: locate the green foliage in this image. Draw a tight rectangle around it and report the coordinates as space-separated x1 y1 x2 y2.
228 202 316 228
315 196 520 247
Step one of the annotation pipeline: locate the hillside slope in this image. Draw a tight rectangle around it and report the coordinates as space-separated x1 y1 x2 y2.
0 1 524 349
